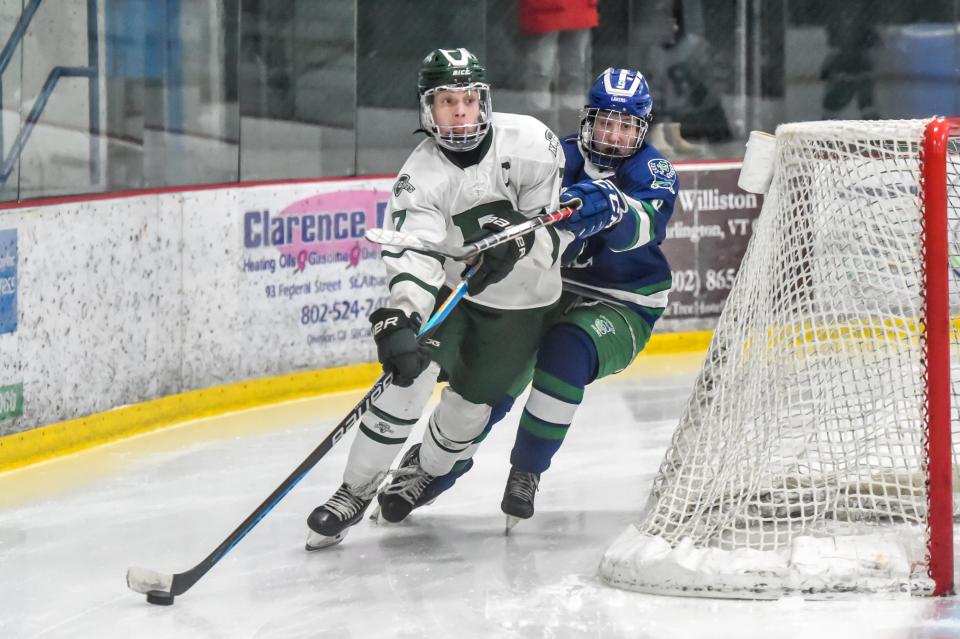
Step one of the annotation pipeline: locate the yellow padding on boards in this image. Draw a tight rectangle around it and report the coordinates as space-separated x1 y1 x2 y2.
0 331 712 472
0 363 382 473
642 329 712 355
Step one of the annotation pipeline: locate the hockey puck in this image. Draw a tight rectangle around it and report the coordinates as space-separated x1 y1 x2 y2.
146 592 175 606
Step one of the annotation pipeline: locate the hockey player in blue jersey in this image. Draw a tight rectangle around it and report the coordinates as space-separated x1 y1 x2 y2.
408 67 679 527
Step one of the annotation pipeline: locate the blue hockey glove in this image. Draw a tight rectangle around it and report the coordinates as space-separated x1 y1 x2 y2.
558 179 628 239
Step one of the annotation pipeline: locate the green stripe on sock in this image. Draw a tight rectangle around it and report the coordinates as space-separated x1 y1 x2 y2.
519 411 569 441
370 404 419 426
427 426 466 454
532 370 584 404
360 423 407 445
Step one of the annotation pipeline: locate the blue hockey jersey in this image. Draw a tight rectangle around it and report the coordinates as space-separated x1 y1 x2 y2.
559 135 678 327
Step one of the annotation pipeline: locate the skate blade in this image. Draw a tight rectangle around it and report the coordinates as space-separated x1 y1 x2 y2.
368 504 382 524
305 529 347 551
504 515 522 535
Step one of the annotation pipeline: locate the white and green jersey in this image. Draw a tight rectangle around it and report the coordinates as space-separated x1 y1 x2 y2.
382 112 568 321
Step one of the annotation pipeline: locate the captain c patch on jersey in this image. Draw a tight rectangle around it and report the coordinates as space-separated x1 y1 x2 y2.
647 159 677 194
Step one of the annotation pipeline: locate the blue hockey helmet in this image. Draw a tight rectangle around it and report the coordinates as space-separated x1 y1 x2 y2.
579 68 654 169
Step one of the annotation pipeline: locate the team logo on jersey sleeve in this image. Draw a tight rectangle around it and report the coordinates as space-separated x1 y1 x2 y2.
647 159 677 194
393 174 416 197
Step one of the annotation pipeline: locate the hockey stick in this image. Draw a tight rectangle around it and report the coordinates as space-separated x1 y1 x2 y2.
126 265 478 606
365 204 578 261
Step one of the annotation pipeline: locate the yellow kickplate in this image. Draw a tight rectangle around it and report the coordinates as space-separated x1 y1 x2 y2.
0 330 712 472
0 364 382 473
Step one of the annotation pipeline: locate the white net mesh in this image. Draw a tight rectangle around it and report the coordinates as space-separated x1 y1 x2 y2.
601 119 960 598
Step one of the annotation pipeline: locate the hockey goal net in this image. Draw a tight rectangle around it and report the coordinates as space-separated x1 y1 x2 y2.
600 118 960 598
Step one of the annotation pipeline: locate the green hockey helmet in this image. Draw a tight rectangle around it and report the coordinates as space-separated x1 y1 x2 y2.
418 47 487 93
417 47 492 152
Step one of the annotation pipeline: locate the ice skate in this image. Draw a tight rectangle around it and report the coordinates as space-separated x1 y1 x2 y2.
305 481 378 551
376 444 436 523
369 456 471 524
501 467 540 534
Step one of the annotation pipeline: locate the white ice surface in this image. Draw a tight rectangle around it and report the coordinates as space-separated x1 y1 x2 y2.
1 352 959 639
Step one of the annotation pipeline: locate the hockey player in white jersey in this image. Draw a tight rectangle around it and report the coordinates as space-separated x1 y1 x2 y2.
304 48 621 549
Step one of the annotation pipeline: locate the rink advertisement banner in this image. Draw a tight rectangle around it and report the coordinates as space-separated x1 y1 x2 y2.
0 229 16 335
0 227 20 426
0 382 23 422
232 181 392 376
661 164 762 319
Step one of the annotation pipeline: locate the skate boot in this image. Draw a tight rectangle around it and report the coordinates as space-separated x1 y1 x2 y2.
377 444 436 523
305 482 375 550
501 466 540 533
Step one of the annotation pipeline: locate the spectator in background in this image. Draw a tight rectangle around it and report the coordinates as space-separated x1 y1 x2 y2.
646 0 731 154
518 0 598 131
820 1 879 120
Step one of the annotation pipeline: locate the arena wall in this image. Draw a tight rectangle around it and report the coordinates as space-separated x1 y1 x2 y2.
0 163 757 469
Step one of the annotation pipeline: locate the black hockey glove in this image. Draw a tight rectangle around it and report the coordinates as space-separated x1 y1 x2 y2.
465 216 535 296
369 308 431 387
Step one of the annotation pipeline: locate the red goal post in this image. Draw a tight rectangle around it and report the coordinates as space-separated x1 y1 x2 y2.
923 116 959 596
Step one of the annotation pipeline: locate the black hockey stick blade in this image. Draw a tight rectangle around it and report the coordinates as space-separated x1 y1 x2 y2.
364 204 577 261
126 273 475 605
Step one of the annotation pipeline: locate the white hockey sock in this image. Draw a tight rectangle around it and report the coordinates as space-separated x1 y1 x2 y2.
419 386 491 477
342 363 439 488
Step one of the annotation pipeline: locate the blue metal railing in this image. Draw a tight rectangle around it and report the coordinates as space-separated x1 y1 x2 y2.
0 0 100 188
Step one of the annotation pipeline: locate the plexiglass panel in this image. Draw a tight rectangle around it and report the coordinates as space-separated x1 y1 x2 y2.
0 0 954 201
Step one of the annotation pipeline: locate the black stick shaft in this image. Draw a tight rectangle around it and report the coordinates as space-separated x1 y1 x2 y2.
168 372 392 595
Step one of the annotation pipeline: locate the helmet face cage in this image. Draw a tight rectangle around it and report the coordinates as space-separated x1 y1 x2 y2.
420 83 492 152
578 67 654 169
579 107 650 169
